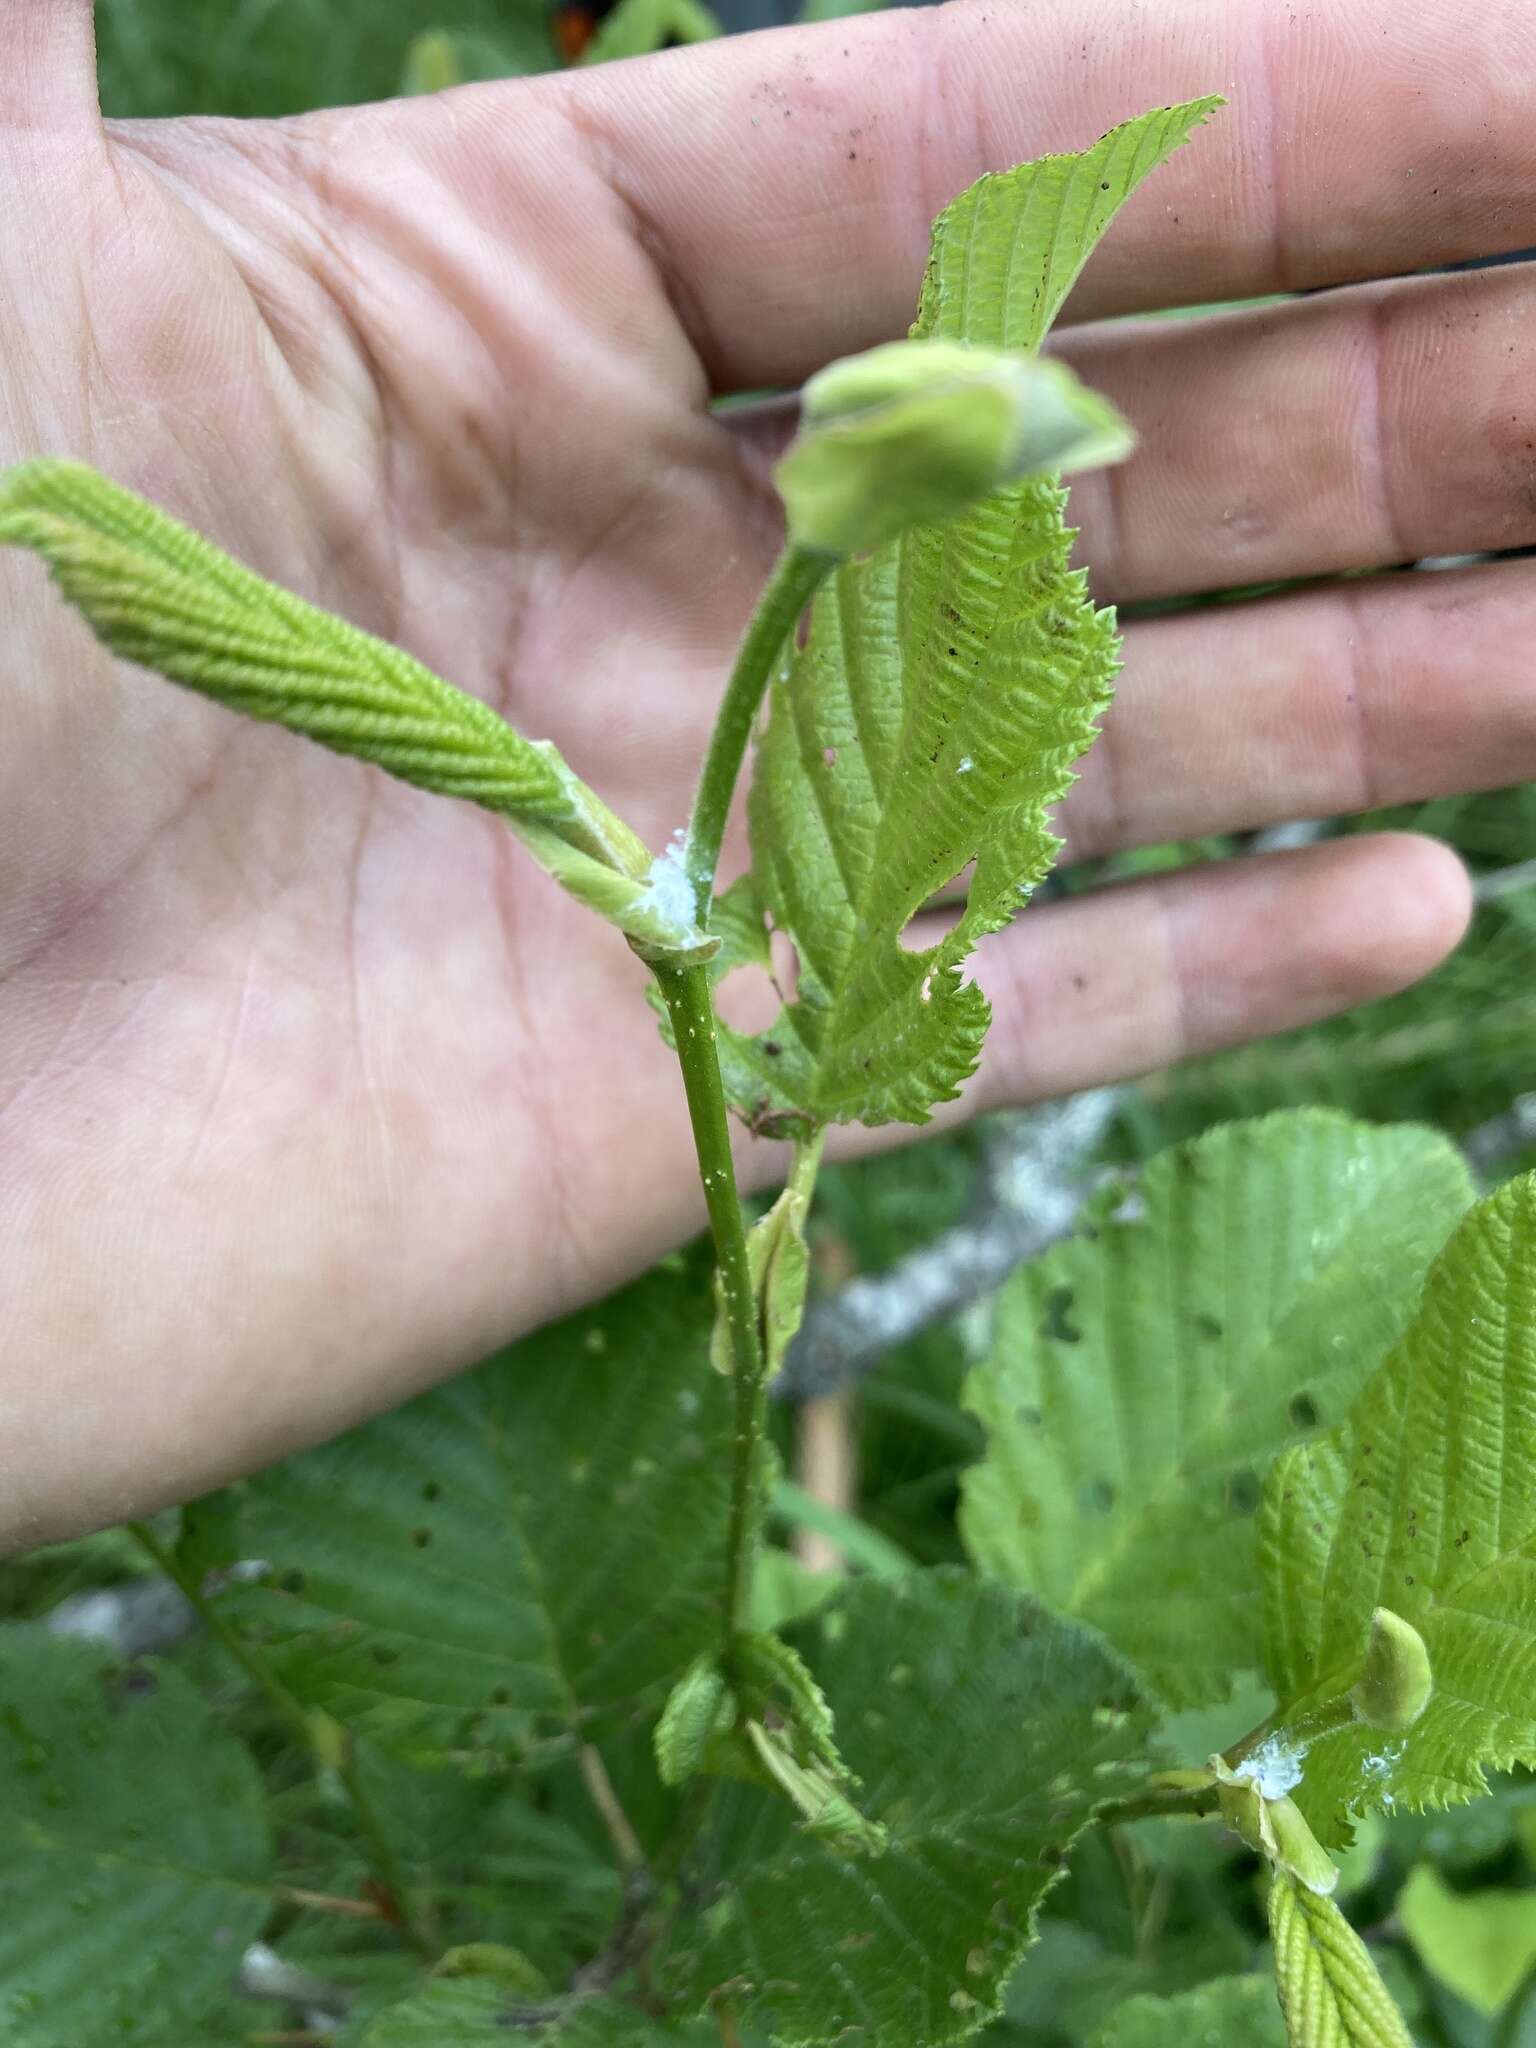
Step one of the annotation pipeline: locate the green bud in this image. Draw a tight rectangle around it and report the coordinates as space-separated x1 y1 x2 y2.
653 1652 729 1787
401 31 463 93
306 1710 350 1775
432 1945 549 1996
1351 1607 1433 1732
775 339 1134 558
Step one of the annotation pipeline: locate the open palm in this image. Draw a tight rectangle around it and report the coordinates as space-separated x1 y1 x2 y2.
5 0 1533 1545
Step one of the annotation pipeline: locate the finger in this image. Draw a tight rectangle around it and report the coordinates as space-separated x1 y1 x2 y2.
944 834 1470 1115
1059 264 1536 607
547 0 1536 388
0 0 99 132
1059 557 1536 862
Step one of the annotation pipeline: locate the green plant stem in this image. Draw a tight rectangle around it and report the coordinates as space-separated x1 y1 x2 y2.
681 542 832 924
1091 1780 1222 1830
1222 1692 1357 1774
655 960 764 1388
654 964 830 1663
128 1521 435 1959
577 1743 646 1872
653 961 768 1662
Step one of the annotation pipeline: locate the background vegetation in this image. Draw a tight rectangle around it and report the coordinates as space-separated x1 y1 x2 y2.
5 3 1535 2042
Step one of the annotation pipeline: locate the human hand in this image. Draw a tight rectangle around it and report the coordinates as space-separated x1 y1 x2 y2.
3 0 1529 1545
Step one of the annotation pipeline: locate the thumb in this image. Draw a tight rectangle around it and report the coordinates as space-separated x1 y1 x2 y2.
1 0 100 132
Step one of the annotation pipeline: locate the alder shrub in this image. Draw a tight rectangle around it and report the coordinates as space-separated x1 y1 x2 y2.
3 98 1534 2048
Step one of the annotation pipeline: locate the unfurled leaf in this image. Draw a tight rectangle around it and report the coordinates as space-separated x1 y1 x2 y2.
1267 1871 1413 2048
1090 1976 1287 2048
1397 1864 1536 2017
1261 1174 1536 1842
199 1265 732 1756
724 98 1221 1130
960 1112 1471 1705
658 1632 883 1849
658 1570 1159 2047
732 1631 845 1779
0 460 711 959
0 1628 270 2048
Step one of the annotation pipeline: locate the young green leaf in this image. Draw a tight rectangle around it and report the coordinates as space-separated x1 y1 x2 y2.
0 1628 271 2048
708 1181 811 1379
1397 1863 1536 2018
959 1112 1472 1705
197 1264 732 1757
1090 1976 1287 2048
654 1653 729 1787
1267 1871 1413 2048
1261 1173 1536 1843
721 98 1221 1130
0 460 711 960
657 1570 1160 2048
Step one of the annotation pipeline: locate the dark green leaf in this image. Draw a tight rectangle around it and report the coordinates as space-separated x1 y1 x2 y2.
204 1266 731 1756
961 1111 1470 1704
1262 1174 1536 1841
658 1570 1160 2047
0 1628 270 2048
1090 1976 1287 2047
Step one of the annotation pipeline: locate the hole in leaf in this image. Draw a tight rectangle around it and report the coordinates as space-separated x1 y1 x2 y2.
714 962 781 1035
422 1480 441 1503
769 927 801 1002
1040 1285 1081 1344
898 894 965 955
1193 1311 1223 1340
1288 1392 1320 1429
1226 1468 1262 1516
411 1528 432 1549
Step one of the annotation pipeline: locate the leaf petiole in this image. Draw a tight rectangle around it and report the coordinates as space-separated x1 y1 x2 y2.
680 542 833 928
128 1521 436 1959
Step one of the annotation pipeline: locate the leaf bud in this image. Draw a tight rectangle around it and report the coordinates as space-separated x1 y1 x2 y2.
775 338 1134 558
1351 1607 1433 1732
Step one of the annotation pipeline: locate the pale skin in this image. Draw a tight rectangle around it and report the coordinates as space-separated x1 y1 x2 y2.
3 0 1534 1547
